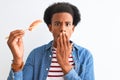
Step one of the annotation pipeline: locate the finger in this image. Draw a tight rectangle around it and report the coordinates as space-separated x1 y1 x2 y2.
9 29 24 37
64 33 72 54
62 32 67 49
9 30 24 36
64 33 69 47
8 32 24 43
18 38 24 48
8 34 24 47
7 30 24 45
8 30 24 40
59 33 63 48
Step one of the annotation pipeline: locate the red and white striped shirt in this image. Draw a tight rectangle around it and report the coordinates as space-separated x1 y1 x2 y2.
46 47 74 80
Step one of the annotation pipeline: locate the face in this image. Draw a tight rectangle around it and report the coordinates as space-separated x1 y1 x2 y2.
48 12 75 45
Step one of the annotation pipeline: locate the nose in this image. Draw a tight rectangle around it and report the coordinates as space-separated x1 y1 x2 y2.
60 25 66 32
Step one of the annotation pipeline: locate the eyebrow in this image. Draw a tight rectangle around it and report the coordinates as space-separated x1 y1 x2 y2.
54 21 60 23
54 21 72 23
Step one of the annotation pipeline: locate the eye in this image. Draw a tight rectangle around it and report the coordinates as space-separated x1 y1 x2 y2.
54 22 61 26
66 22 72 27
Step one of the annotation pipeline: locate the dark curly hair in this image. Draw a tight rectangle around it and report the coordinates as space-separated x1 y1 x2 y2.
44 2 81 27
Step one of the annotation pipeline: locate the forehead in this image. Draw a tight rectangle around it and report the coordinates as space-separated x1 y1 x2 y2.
52 12 73 21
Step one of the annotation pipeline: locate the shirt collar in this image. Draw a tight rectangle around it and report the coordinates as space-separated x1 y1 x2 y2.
45 41 53 50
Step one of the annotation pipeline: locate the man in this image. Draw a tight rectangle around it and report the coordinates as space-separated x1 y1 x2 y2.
7 2 95 80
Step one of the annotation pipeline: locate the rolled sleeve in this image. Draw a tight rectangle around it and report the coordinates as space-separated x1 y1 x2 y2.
64 68 82 80
7 69 23 80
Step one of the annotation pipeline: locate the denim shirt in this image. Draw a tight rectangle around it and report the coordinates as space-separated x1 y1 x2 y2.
7 41 95 80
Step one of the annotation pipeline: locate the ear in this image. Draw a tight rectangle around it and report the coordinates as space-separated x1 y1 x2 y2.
48 24 52 32
72 25 75 32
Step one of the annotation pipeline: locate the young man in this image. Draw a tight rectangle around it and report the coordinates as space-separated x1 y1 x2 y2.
7 2 95 80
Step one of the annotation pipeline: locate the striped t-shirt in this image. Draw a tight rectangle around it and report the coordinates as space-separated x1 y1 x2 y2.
46 47 74 80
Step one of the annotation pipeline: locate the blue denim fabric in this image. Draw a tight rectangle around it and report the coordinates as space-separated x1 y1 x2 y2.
7 41 95 80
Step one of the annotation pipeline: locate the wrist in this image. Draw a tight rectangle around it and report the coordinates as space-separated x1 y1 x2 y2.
11 61 24 72
12 58 24 72
13 58 23 65
62 64 72 75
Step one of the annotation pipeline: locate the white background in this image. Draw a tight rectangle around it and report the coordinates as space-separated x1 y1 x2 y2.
0 0 119 80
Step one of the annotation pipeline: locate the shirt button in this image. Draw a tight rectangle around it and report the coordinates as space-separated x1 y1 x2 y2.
49 55 52 58
12 76 14 80
46 68 49 71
